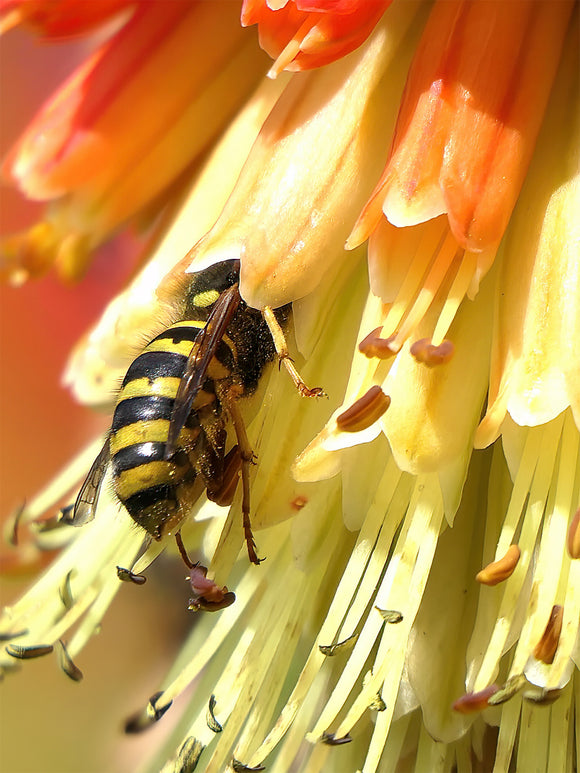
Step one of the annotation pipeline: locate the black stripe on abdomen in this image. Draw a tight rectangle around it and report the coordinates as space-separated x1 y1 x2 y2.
112 441 170 474
112 395 173 431
152 324 203 345
122 350 187 387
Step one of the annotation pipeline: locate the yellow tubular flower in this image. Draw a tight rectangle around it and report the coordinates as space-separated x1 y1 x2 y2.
1 2 578 773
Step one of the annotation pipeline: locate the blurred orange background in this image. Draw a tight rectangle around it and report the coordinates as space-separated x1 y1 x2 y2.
1 24 189 773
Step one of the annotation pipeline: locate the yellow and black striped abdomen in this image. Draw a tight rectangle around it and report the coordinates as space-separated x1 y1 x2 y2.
110 320 229 539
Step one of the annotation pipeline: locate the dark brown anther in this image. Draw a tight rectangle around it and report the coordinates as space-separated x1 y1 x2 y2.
476 544 521 586
358 327 398 359
410 338 455 366
57 639 83 682
232 759 265 772
174 737 204 771
117 566 147 585
124 692 173 734
452 684 499 714
336 386 391 433
319 632 358 657
534 605 564 664
567 506 580 559
321 732 352 746
206 694 222 733
6 643 54 659
207 446 242 507
375 608 403 624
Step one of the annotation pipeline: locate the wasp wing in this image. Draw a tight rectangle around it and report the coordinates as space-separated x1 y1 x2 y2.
66 438 110 526
165 283 241 460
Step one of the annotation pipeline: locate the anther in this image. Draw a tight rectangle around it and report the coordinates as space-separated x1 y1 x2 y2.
57 639 83 682
452 685 499 714
368 693 386 711
567 506 580 559
336 386 390 433
487 674 527 706
358 328 397 359
124 692 173 733
319 632 358 657
174 737 204 772
410 337 455 367
6 643 54 659
232 759 265 772
117 566 147 585
59 570 75 610
533 605 563 664
375 608 403 624
321 732 352 746
476 544 521 586
206 694 222 733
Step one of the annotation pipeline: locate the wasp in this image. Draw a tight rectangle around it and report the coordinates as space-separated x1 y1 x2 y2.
71 259 321 568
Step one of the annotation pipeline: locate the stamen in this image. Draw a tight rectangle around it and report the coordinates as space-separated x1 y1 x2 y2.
5 643 53 659
358 327 396 359
567 506 580 559
319 632 358 657
267 18 317 79
321 732 351 746
59 570 76 610
487 674 528 705
336 386 390 433
172 738 204 772
375 608 403 624
57 639 83 682
452 685 499 714
206 695 223 733
380 225 457 353
310 476 444 742
124 692 173 734
232 759 265 772
116 566 147 585
533 605 564 664
430 250 478 345
409 337 454 367
476 544 521 586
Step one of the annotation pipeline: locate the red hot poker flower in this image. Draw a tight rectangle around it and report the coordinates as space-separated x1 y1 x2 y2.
241 0 391 77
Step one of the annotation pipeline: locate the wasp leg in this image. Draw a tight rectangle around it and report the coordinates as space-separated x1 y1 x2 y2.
175 531 195 569
220 392 262 565
261 306 325 398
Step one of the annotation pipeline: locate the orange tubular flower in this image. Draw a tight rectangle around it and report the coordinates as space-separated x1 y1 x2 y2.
241 0 391 77
0 0 135 36
350 0 573 256
2 0 269 282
